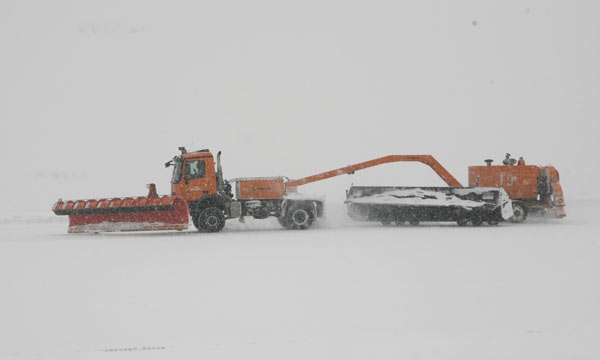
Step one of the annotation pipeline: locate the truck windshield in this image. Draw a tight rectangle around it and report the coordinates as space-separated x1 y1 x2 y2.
171 160 182 184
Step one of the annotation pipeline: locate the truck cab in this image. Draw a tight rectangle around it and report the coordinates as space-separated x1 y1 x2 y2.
168 149 218 202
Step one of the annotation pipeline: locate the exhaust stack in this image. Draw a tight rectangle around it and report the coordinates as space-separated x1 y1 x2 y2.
216 151 224 194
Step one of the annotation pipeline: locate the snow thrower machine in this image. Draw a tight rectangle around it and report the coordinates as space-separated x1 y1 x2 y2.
52 148 565 233
468 153 566 222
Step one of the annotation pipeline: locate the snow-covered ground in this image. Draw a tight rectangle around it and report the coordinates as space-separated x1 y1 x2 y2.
2 0 599 358
1 200 599 360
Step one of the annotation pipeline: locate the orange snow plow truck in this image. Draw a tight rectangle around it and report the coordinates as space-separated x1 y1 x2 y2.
52 148 565 233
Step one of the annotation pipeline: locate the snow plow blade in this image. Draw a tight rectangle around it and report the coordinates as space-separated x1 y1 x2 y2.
52 186 189 233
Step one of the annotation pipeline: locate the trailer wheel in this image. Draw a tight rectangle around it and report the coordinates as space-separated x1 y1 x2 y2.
197 207 226 233
457 216 469 227
283 204 314 230
406 214 420 226
381 213 396 226
510 202 528 223
470 213 484 226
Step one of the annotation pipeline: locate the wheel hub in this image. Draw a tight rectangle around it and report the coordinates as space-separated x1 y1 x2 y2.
292 209 308 225
206 216 218 226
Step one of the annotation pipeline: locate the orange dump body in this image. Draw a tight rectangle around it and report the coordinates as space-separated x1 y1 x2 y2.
235 178 286 199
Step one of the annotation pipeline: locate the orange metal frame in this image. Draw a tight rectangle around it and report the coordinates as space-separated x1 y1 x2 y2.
286 155 462 190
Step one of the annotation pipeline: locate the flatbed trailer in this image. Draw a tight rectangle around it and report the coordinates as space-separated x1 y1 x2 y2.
345 186 513 226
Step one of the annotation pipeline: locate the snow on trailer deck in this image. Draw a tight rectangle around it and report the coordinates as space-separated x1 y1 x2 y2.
346 186 514 221
0 201 598 360
346 187 498 208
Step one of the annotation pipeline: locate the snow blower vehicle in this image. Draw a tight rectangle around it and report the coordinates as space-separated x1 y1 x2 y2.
344 153 565 226
469 153 566 222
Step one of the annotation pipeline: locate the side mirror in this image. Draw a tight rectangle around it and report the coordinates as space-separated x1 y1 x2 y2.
165 160 172 168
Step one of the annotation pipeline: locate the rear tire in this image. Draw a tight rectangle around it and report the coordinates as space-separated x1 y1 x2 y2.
282 204 315 230
196 207 226 233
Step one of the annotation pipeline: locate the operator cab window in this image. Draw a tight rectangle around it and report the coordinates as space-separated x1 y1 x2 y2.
185 160 206 180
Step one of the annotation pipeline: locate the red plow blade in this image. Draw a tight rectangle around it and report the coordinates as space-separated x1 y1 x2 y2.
52 193 189 233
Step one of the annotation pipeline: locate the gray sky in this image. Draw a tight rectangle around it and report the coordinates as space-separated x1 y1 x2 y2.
1 0 598 212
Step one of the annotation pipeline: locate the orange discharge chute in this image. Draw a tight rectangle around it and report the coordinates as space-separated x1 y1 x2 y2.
286 155 462 190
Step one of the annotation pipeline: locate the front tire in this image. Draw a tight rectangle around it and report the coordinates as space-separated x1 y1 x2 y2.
195 207 226 233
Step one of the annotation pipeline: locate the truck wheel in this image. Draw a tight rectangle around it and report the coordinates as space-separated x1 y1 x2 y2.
283 205 314 230
510 202 528 223
197 207 225 233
